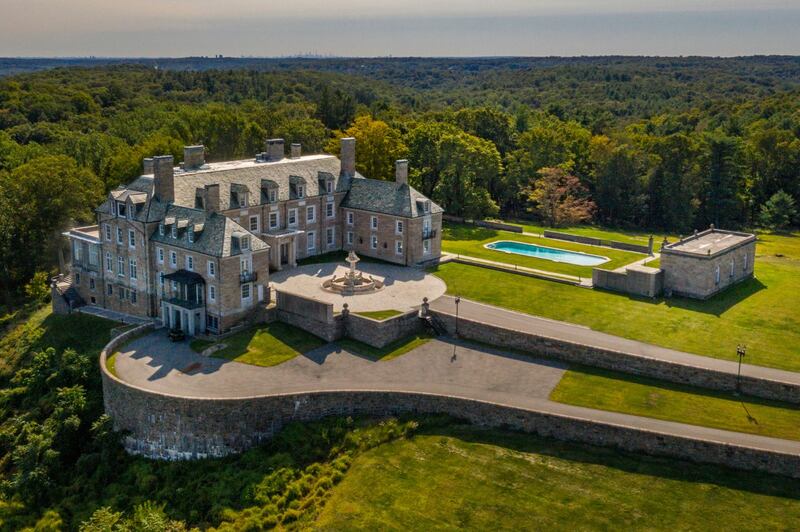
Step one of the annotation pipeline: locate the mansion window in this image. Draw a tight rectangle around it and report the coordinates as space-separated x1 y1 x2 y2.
130 290 137 304
326 201 334 219
371 235 378 249
117 256 124 276
129 259 137 280
423 239 431 255
347 231 354 245
241 283 251 301
296 185 304 198
106 252 113 272
206 314 220 332
396 220 403 234
89 246 99 267
208 261 216 277
73 241 82 262
249 215 259 232
269 189 278 203
326 227 334 247
307 231 316 251
171 225 177 238
371 216 378 230
307 205 316 224
104 223 111 241
240 257 251 274
128 229 136 248
209 285 216 302
107 284 113 295
188 227 194 243
116 227 123 244
288 208 297 227
396 240 403 255
117 202 126 218
159 223 165 236
186 255 194 271
157 247 164 264
269 212 279 229
241 236 250 250
89 277 95 291
347 211 354 225
326 180 333 194
170 251 177 267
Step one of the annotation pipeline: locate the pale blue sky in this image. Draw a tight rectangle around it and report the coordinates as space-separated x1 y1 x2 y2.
1 1 799 56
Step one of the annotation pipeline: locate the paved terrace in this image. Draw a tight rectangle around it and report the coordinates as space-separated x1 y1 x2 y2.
430 295 800 388
114 331 800 457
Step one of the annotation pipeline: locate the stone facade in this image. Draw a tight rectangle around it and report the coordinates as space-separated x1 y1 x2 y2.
661 228 756 299
59 138 443 335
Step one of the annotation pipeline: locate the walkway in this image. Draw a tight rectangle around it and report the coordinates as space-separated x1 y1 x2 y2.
78 306 152 325
429 295 800 387
439 252 588 285
114 330 800 456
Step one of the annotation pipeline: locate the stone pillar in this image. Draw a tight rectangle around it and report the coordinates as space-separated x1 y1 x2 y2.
183 145 205 169
340 137 356 177
341 303 350 318
153 155 175 203
290 143 301 158
420 297 429 318
395 159 408 185
648 235 654 256
266 139 284 161
143 157 154 175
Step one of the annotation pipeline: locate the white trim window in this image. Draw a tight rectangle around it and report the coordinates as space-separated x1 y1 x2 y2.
326 201 334 219
241 283 251 302
117 256 125 277
106 252 113 272
269 189 278 203
371 235 378 249
288 208 298 227
157 247 164 264
326 180 333 194
89 246 99 267
186 255 194 271
188 227 194 243
347 231 354 245
129 258 137 280
240 236 250 251
159 223 165 236
209 285 216 302
171 224 177 239
170 250 177 268
307 205 316 224
714 265 721 285
326 227 335 247
104 223 111 241
307 231 316 251
396 220 403 235
116 227 123 245
347 211 354 225
207 261 216 278
240 256 251 274
396 240 403 255
269 212 279 230
128 229 136 248
371 216 378 230
249 215 259 233
73 241 82 262
296 185 304 198
423 239 431 255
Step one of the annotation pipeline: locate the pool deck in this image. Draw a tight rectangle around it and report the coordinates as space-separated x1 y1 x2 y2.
484 239 611 267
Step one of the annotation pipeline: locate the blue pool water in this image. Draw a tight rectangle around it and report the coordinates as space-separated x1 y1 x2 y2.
485 240 609 266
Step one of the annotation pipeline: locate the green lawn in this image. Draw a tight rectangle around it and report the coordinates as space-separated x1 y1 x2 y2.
551 366 800 441
513 221 673 246
192 322 325 367
644 256 661 268
315 423 800 530
431 231 800 371
354 309 403 320
442 223 644 278
336 333 432 362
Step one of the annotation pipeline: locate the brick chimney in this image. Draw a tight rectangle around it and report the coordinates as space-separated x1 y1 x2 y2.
340 137 355 177
152 155 174 203
290 143 302 159
204 184 220 213
395 159 408 186
183 145 205 170
265 138 284 161
142 157 154 175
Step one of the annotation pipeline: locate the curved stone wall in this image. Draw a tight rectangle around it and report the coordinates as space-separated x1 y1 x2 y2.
100 328 800 477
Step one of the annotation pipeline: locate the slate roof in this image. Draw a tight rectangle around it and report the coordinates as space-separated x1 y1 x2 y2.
341 178 444 218
149 205 268 258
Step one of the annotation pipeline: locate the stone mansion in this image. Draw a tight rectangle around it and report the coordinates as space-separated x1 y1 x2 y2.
59 138 443 335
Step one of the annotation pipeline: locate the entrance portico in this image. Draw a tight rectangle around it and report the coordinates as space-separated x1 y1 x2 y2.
162 270 206 336
262 229 303 271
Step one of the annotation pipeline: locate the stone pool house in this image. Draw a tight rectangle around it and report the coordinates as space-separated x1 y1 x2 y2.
56 138 443 335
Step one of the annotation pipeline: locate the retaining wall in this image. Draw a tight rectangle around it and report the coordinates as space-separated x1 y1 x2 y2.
345 310 424 348
429 310 800 405
544 230 651 254
593 266 663 298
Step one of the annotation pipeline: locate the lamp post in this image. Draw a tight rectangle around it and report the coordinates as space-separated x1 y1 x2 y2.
454 295 461 338
735 344 746 395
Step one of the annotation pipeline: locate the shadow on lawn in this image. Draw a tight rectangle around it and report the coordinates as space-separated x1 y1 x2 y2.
415 418 800 500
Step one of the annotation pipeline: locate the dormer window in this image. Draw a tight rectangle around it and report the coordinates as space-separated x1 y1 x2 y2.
297 185 304 198
117 202 126 218
188 227 195 243
171 224 177 238
241 236 250 250
269 189 278 203
159 223 165 236
326 180 333 194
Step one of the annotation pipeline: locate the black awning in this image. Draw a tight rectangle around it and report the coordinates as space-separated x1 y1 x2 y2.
164 269 205 285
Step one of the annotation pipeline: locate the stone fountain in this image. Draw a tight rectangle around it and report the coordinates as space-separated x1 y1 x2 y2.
321 251 384 295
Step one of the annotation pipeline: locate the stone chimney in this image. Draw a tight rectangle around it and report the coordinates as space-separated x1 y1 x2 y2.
266 138 284 161
152 155 174 203
204 184 220 213
290 143 302 159
142 157 154 175
340 137 356 177
395 159 408 186
183 145 205 170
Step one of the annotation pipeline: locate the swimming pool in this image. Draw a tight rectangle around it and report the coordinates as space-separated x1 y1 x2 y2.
485 240 609 266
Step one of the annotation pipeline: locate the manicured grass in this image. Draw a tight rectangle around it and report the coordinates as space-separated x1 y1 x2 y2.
354 309 403 320
431 230 800 371
106 352 119 377
315 423 800 530
336 333 432 362
644 256 661 268
194 322 325 367
189 338 215 352
551 366 800 441
514 221 673 246
442 223 644 278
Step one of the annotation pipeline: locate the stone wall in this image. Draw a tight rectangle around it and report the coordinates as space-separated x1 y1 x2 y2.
100 360 800 477
593 265 663 298
345 310 423 348
276 290 333 323
661 240 756 299
429 310 800 405
543 230 651 254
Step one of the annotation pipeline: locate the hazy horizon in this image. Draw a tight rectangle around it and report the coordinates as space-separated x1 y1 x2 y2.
2 2 799 57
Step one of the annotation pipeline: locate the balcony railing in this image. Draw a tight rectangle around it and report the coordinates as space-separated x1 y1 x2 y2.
240 271 258 284
422 229 437 240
